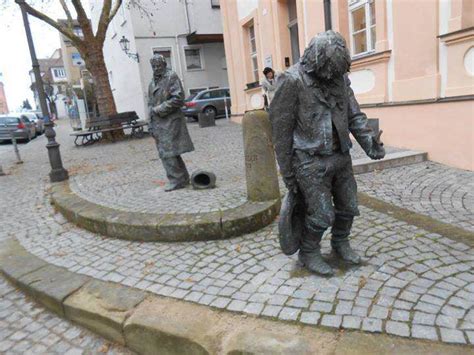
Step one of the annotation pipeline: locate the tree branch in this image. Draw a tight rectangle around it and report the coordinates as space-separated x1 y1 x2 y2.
96 0 112 42
109 0 123 24
58 0 73 28
16 1 84 49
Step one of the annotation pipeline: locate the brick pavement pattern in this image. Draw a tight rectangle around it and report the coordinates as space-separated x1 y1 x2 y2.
358 162 474 232
0 120 473 346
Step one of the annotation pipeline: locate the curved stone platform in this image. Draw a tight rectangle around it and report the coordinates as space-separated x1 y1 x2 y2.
51 181 280 242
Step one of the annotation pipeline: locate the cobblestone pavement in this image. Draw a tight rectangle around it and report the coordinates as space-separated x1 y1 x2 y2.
357 162 474 232
68 121 403 214
0 277 130 354
0 120 473 346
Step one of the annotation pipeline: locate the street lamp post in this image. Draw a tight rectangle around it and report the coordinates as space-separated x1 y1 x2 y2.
324 0 332 31
17 0 69 182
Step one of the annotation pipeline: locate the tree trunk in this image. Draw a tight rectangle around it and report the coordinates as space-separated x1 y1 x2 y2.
84 41 123 140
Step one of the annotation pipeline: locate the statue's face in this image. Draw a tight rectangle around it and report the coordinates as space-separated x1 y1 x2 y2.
152 62 166 76
302 31 351 82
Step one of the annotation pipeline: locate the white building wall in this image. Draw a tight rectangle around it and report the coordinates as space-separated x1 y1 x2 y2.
89 1 146 120
90 0 228 121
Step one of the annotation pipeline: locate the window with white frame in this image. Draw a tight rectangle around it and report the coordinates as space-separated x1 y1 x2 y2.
52 67 66 79
349 0 376 56
184 47 203 70
248 24 258 82
152 48 172 69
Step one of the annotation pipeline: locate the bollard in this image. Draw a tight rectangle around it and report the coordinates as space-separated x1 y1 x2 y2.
0 165 5 176
198 111 216 128
242 110 280 202
11 134 23 164
44 120 69 182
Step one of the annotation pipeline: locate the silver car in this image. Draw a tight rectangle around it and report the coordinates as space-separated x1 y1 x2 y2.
181 88 231 121
0 114 36 143
29 111 45 135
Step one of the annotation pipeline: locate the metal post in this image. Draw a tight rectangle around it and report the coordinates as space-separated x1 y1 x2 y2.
324 0 332 31
0 165 5 176
18 0 68 182
11 134 23 164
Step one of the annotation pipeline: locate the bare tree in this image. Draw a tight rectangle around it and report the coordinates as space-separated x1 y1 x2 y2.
10 0 159 125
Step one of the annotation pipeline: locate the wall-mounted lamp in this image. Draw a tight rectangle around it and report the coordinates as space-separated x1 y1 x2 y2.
119 35 139 62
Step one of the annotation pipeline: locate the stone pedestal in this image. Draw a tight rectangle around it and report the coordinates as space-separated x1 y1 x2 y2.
198 111 216 128
242 110 280 202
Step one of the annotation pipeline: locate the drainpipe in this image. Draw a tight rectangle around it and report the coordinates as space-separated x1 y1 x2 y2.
175 35 184 81
183 0 191 34
324 0 332 31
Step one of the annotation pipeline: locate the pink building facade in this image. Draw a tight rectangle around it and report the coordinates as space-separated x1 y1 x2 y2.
220 0 474 170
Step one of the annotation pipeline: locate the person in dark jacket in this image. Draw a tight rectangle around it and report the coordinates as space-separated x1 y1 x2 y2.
148 54 195 192
269 30 385 276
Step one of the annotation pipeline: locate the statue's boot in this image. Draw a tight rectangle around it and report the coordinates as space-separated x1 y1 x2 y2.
164 182 188 192
331 215 361 264
298 230 334 276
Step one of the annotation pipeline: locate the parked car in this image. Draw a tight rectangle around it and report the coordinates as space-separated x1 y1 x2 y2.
0 114 36 143
19 112 44 135
24 111 44 135
182 88 231 121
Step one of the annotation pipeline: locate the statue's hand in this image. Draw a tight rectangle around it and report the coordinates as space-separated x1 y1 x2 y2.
368 130 385 160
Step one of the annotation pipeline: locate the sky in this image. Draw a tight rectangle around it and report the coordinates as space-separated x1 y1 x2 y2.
0 1 80 111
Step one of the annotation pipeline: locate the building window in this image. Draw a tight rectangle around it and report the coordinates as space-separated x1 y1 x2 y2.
211 0 220 8
287 0 300 65
248 24 258 82
52 68 66 79
184 47 203 70
349 0 376 56
152 48 172 69
73 27 83 38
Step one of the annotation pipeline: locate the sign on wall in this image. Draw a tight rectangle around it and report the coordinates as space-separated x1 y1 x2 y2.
264 55 273 69
72 53 85 67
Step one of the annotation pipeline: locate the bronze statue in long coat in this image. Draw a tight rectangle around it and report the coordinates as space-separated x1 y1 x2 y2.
148 54 194 191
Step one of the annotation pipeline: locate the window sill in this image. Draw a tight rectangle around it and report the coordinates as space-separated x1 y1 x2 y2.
245 84 262 92
438 26 474 45
186 68 205 72
351 50 392 69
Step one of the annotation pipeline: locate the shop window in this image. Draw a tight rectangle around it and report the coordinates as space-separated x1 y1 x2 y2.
349 0 376 56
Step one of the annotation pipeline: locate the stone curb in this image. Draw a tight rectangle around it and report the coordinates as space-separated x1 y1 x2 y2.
50 182 280 242
0 238 469 355
353 150 427 174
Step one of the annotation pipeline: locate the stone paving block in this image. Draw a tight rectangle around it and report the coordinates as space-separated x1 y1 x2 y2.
362 318 382 333
369 305 389 319
261 305 282 318
439 328 467 344
342 316 361 329
321 315 342 328
391 309 410 322
278 307 300 321
436 315 458 329
411 325 438 341
413 312 436 325
300 312 321 325
15 265 89 316
310 301 333 313
63 279 146 344
243 302 264 315
385 321 410 337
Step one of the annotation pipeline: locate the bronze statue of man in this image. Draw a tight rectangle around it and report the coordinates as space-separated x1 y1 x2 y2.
270 31 385 276
148 54 194 192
